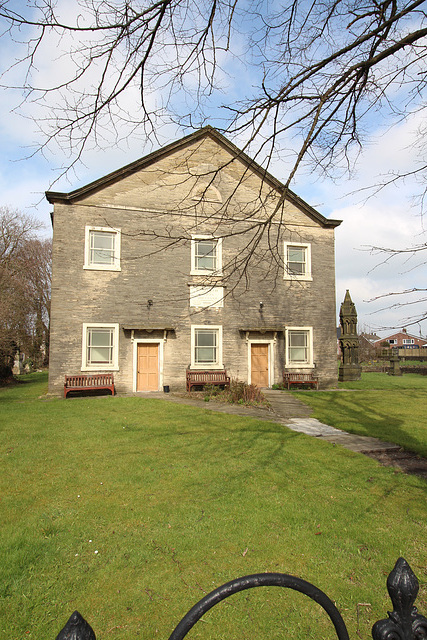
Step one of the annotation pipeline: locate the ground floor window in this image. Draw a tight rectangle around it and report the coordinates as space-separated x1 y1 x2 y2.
285 327 313 368
191 325 223 368
82 323 119 370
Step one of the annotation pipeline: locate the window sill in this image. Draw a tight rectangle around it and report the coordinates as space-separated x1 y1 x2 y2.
190 364 224 370
83 265 121 272
283 275 313 282
285 363 314 369
81 366 120 372
190 271 223 277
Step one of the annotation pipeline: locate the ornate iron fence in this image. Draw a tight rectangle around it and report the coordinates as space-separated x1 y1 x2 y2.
56 557 427 640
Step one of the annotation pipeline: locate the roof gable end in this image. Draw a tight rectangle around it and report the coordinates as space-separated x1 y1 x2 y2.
46 126 341 229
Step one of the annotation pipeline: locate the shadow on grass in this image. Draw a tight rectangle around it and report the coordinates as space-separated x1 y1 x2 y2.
64 389 114 399
1 372 47 385
296 389 427 459
0 371 49 403
109 399 369 494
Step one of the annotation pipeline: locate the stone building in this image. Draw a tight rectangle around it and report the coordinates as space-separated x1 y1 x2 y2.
46 127 341 395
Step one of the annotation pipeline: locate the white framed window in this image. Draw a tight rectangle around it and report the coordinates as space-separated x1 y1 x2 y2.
403 339 414 345
84 226 121 271
191 325 223 369
284 242 312 281
285 327 314 368
189 286 224 308
388 339 397 345
191 236 222 275
82 323 119 371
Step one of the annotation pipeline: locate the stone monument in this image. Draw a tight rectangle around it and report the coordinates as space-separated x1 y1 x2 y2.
389 346 402 376
12 350 25 375
338 290 362 381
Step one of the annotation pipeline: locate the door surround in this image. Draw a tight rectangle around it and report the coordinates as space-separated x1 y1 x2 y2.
133 339 164 392
248 339 274 388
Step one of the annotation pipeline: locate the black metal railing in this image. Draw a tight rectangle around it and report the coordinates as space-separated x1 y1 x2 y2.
55 557 427 640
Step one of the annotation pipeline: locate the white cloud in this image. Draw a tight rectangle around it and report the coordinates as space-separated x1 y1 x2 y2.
0 2 425 337
333 201 425 335
283 108 427 336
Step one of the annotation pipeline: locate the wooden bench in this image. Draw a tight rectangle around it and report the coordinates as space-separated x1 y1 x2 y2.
283 372 318 390
186 369 230 392
64 374 115 398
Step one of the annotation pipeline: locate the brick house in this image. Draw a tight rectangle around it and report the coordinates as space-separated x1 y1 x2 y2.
373 329 427 350
46 127 341 395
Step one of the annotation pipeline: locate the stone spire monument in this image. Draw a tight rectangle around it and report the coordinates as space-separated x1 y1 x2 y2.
338 290 362 381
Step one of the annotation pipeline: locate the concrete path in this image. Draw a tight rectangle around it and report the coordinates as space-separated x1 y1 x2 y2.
263 389 401 454
153 388 400 455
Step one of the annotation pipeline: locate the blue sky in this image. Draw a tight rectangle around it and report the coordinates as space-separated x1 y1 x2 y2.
0 1 425 337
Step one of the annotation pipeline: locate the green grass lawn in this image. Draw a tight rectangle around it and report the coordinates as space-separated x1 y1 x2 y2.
293 372 427 457
1 373 426 640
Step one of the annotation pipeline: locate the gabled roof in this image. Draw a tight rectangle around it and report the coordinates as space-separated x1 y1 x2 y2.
373 330 427 344
359 332 381 343
46 126 341 228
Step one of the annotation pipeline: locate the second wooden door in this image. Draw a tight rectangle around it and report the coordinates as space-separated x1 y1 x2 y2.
137 343 159 391
251 343 269 387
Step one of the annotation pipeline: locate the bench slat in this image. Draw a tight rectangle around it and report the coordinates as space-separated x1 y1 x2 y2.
64 374 115 398
283 372 318 390
186 370 230 392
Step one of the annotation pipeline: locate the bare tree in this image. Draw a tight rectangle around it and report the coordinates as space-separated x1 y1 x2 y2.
24 237 52 366
1 0 426 325
0 208 51 379
363 240 427 329
1 0 426 185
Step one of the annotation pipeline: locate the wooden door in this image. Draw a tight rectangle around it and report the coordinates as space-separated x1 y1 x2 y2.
137 343 159 391
251 343 269 387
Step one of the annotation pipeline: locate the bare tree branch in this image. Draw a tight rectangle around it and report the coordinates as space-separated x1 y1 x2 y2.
0 207 51 377
1 0 427 328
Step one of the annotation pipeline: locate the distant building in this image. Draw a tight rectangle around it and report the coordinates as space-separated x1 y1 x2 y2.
360 332 381 343
373 328 427 350
359 332 381 360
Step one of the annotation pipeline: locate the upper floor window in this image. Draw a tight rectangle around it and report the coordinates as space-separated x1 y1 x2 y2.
84 226 121 271
82 323 119 371
191 236 222 275
284 242 312 281
403 339 414 345
388 339 397 345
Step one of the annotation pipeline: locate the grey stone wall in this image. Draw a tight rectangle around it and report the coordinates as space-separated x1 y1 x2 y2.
48 136 338 395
